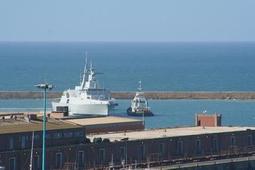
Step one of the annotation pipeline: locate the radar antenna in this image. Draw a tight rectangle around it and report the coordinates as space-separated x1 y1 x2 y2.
138 80 142 91
84 51 88 74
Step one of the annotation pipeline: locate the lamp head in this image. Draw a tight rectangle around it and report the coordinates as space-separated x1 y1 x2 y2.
35 83 54 90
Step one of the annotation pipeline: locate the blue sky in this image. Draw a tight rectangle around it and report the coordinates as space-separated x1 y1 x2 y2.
0 0 254 42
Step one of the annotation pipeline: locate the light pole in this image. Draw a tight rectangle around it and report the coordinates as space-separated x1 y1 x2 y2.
35 83 53 170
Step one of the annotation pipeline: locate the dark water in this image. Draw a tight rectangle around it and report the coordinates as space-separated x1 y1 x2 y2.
0 42 255 128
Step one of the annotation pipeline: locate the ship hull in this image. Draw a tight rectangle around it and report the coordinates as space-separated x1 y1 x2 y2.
126 107 154 117
52 102 109 116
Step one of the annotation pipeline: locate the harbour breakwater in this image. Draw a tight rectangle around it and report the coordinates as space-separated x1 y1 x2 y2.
1 91 255 100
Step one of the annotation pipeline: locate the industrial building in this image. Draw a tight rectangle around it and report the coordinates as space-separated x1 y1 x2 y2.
0 112 255 169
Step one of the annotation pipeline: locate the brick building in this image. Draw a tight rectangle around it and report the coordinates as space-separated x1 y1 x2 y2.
195 113 222 127
0 113 255 169
86 126 255 169
0 115 85 170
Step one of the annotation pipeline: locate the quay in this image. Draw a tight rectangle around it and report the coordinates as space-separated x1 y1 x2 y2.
1 91 255 99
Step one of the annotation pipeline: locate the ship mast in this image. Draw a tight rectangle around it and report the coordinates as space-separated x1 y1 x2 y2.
138 80 142 92
136 80 143 96
81 52 88 89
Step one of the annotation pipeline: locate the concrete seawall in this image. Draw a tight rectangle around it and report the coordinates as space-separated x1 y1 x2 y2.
1 91 255 100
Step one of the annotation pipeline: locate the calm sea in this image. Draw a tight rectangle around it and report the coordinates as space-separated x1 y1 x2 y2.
0 42 255 91
0 42 255 128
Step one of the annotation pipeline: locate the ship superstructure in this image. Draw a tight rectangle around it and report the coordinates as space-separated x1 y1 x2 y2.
127 81 153 116
52 58 116 116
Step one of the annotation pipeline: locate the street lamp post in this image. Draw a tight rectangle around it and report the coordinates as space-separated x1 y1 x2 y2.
35 83 53 170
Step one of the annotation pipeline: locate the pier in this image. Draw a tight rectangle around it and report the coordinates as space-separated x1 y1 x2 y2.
1 91 255 100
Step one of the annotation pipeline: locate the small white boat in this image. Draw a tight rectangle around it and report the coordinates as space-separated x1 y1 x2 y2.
127 81 153 117
52 58 117 116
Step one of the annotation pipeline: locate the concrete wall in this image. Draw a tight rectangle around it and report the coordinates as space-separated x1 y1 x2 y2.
85 121 144 134
2 91 255 99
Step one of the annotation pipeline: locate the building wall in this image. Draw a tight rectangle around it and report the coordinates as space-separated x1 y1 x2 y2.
0 127 85 170
0 129 255 170
0 128 85 151
81 130 255 169
195 114 222 127
85 121 144 134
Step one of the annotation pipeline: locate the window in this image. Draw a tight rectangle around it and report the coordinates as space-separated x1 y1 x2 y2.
99 149 105 163
53 133 58 139
159 143 165 155
212 137 218 152
46 133 51 139
138 145 145 160
33 155 40 170
55 152 63 168
57 133 62 138
53 132 62 139
64 132 73 138
176 140 183 155
74 131 83 137
9 137 14 150
34 134 40 140
231 136 236 146
120 146 126 161
248 135 253 146
77 151 84 168
196 139 201 154
21 136 26 149
9 157 16 170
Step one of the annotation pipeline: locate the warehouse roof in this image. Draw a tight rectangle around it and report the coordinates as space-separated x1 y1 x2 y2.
0 117 81 134
65 116 142 126
88 126 255 142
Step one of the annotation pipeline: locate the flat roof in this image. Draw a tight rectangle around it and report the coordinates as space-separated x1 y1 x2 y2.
65 116 142 126
88 126 255 142
0 118 81 134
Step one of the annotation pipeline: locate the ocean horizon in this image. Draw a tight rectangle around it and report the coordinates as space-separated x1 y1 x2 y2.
1 41 255 92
